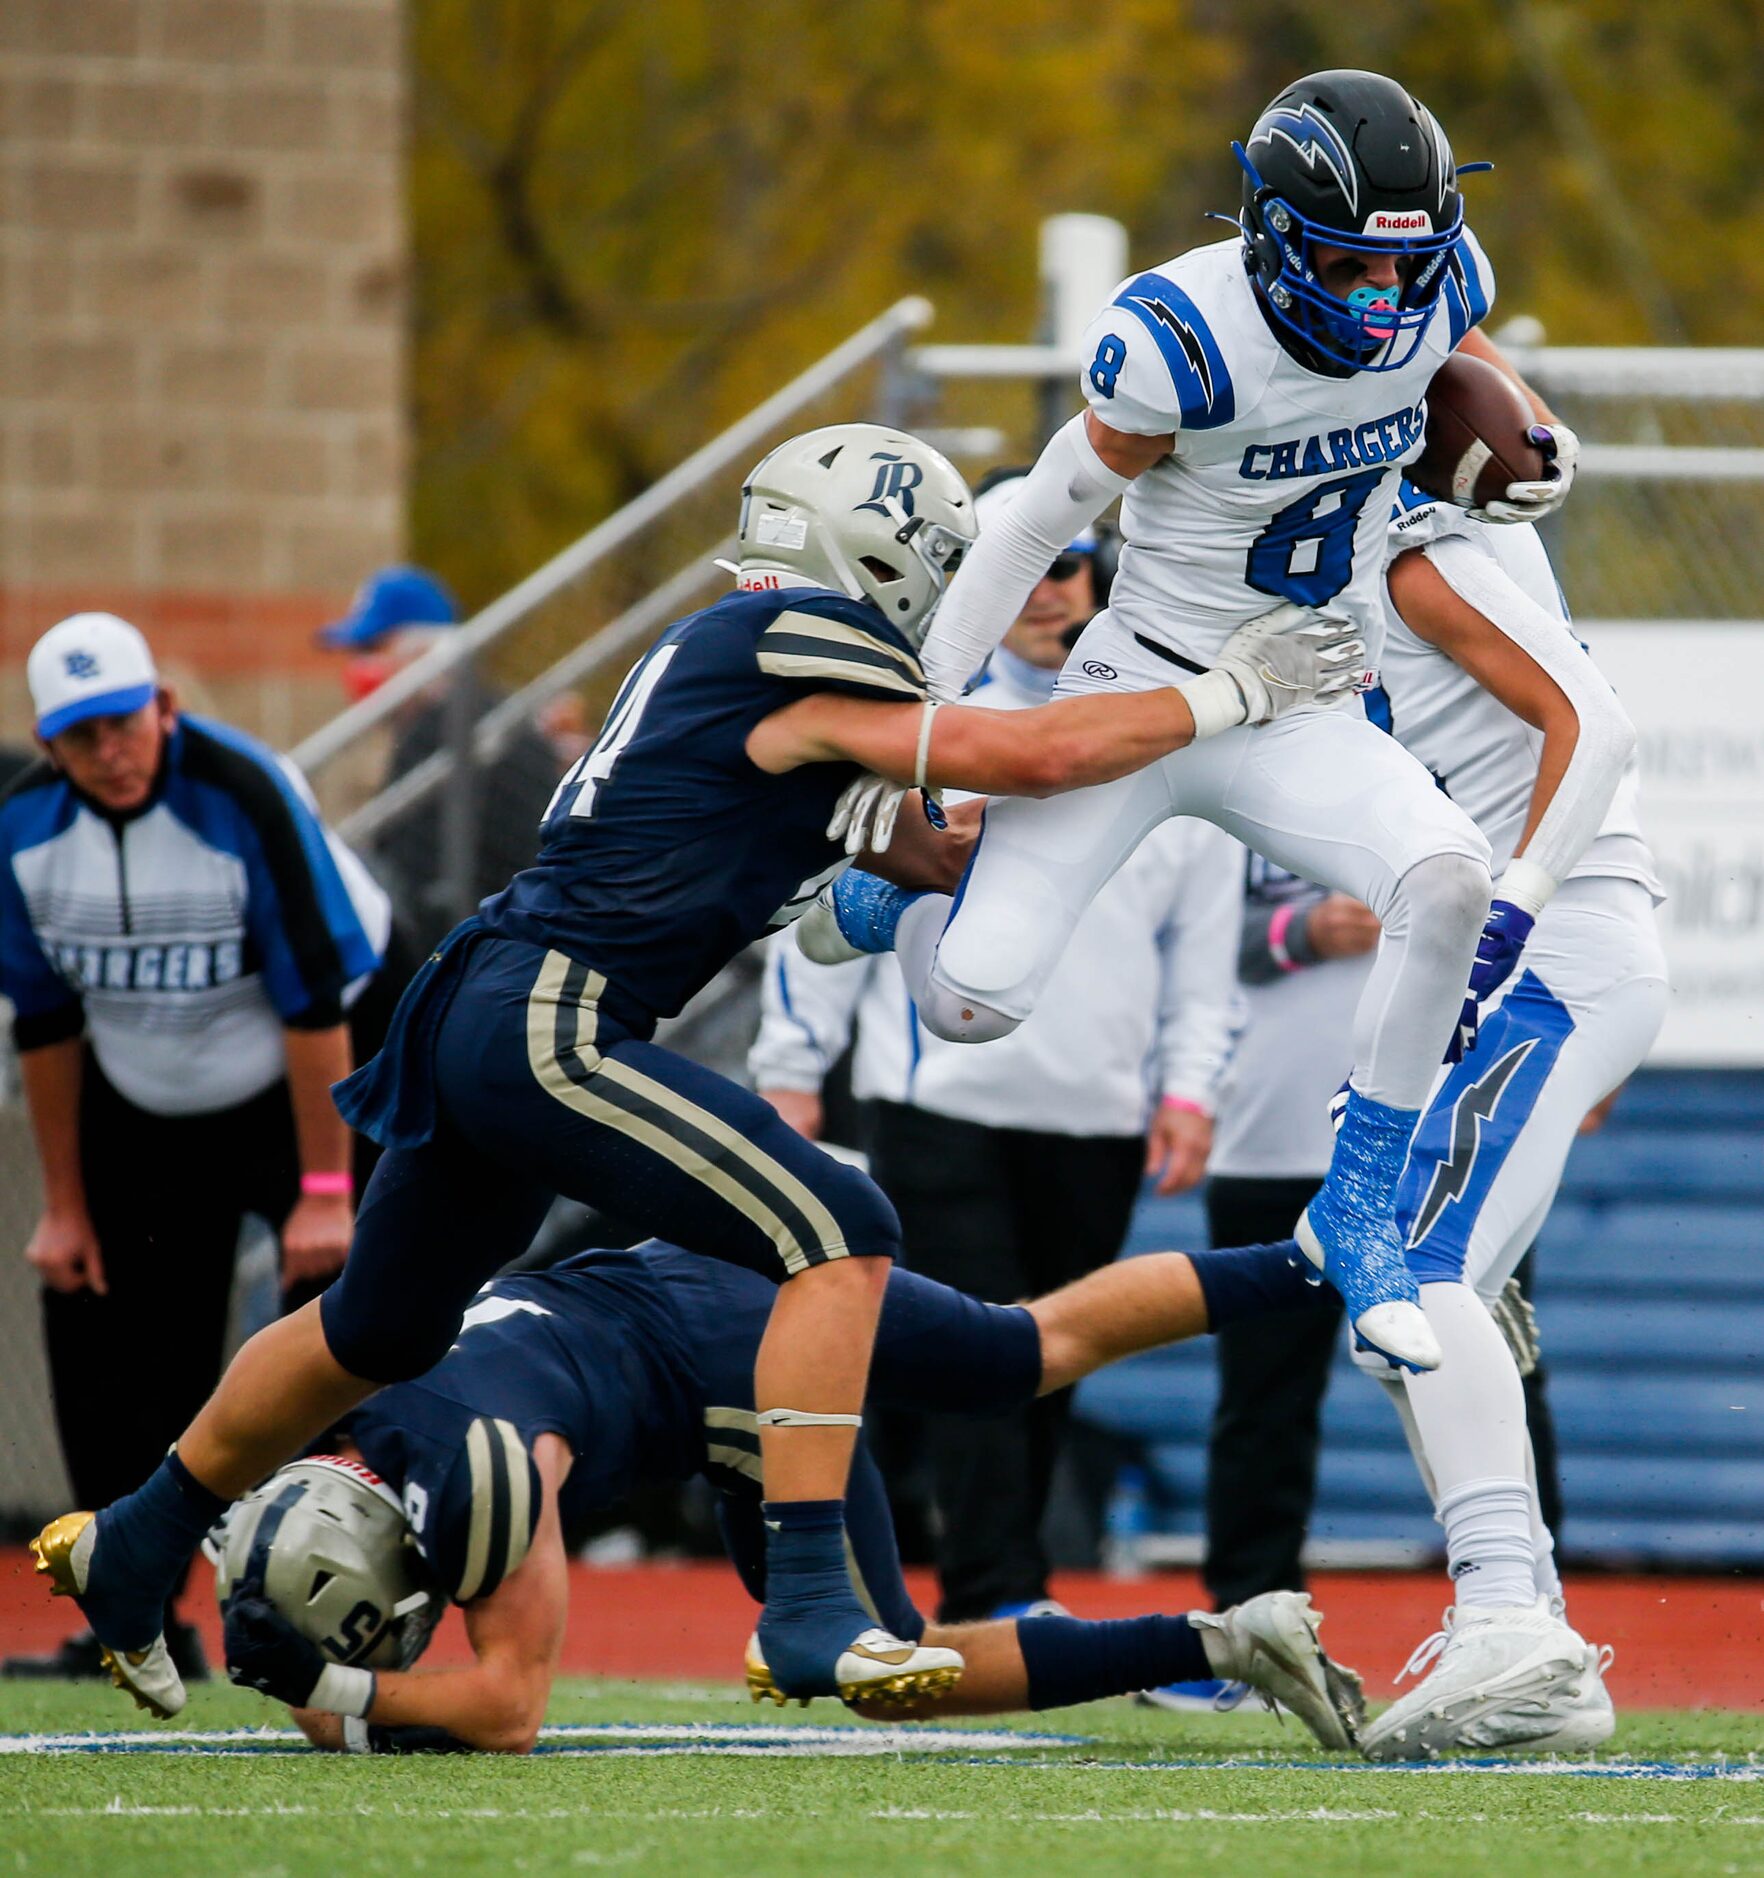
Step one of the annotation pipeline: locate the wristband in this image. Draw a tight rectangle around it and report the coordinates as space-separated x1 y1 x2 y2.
300 1170 354 1198
913 700 941 789
343 1715 373 1754
1175 669 1249 743
1160 1095 1210 1118
1267 903 1303 974
1495 855 1557 919
310 1662 377 1719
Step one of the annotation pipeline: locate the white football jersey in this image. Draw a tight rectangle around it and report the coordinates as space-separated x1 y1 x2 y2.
1078 231 1496 674
1376 496 1660 893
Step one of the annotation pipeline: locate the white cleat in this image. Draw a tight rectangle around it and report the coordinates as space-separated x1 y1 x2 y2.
1190 1590 1366 1750
30 1512 186 1720
1293 1213 1442 1373
795 886 866 965
745 1627 964 1714
1360 1600 1615 1761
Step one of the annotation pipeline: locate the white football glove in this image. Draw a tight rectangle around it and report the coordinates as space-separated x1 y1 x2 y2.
1182 604 1364 739
826 773 909 855
1470 422 1580 524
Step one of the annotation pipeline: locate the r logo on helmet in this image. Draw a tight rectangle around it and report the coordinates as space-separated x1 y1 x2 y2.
857 454 925 519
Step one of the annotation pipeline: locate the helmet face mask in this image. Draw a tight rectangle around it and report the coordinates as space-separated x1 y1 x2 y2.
1235 71 1474 374
212 1456 441 1672
736 424 976 645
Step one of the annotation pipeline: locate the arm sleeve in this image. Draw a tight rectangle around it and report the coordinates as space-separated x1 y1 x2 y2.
0 848 81 1049
1423 531 1635 891
746 929 869 1093
917 414 1133 699
1153 825 1245 1110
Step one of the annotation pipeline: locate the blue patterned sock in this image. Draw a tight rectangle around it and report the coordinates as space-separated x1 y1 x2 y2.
830 871 922 953
1017 1613 1211 1710
1189 1240 1335 1330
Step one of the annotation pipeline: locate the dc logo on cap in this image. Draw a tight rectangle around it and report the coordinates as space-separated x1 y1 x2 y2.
64 651 99 680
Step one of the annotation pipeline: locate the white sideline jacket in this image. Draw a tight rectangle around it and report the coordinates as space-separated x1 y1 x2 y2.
748 647 1244 1138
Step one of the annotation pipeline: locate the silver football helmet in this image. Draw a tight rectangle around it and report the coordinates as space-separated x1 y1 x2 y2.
212 1456 440 1671
736 423 975 644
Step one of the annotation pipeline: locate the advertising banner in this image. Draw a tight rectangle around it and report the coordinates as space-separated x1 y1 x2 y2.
1583 621 1764 1065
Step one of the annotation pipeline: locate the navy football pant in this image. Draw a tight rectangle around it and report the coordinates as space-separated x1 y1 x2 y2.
322 936 900 1382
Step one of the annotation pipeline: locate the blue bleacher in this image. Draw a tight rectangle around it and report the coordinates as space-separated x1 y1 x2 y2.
1073 1068 1764 1568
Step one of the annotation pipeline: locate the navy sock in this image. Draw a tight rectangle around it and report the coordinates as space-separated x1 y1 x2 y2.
756 1499 873 1698
1188 1239 1335 1332
1017 1613 1212 1710
760 1500 849 1607
86 1450 230 1648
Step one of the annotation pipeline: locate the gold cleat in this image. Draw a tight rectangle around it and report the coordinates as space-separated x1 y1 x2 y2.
30 1511 186 1720
744 1628 964 1714
745 1638 813 1707
30 1510 96 1599
837 1663 963 1714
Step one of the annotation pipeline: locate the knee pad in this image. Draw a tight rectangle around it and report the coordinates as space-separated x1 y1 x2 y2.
813 1160 902 1264
319 1282 462 1386
1393 850 1492 951
916 975 1024 1045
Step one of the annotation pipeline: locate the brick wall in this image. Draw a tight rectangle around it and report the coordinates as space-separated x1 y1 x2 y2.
0 0 407 742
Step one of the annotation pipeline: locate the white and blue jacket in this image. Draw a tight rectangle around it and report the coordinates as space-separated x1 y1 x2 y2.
0 715 390 1116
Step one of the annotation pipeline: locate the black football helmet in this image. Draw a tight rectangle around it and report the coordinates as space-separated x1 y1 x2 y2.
1235 70 1482 373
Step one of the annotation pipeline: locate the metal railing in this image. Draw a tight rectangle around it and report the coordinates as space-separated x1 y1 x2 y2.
298 294 932 921
293 295 933 785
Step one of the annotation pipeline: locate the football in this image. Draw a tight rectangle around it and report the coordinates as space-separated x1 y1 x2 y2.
1408 351 1549 509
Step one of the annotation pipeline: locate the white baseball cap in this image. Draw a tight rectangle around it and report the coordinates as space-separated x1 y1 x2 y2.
28 613 160 740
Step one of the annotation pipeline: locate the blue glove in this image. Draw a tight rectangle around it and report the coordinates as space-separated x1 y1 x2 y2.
1470 899 1535 1002
224 1591 327 1707
1444 899 1535 1064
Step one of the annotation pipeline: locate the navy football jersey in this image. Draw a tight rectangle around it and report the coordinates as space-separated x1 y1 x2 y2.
331 1243 1039 1608
477 587 928 1021
337 1249 719 1600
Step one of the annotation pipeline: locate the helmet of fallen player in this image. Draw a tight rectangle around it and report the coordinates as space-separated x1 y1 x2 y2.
735 424 977 644
1235 69 1486 374
212 1456 442 1671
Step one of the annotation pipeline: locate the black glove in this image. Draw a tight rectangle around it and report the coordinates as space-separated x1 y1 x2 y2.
224 1592 327 1707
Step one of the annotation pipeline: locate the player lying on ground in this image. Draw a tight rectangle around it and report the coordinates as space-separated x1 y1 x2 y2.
807 70 1580 1378
1338 486 1661 1759
33 422 1360 1722
215 1236 1363 1754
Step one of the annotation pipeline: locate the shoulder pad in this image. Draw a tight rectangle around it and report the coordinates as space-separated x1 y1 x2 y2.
755 603 928 701
427 1416 542 1602
1081 269 1236 434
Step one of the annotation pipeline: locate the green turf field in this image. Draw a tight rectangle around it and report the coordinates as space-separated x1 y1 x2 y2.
3 1678 1760 1878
